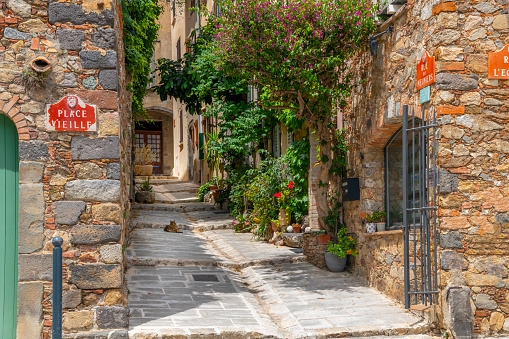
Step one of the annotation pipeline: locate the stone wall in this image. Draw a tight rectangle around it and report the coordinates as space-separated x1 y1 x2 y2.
302 233 327 269
343 0 509 336
0 0 128 337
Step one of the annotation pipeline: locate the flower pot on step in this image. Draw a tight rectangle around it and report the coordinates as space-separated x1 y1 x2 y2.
292 224 301 233
134 165 153 176
135 191 155 204
366 223 376 233
376 222 386 232
324 251 348 272
316 234 331 244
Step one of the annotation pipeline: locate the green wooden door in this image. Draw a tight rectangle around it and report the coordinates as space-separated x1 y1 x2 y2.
0 114 18 339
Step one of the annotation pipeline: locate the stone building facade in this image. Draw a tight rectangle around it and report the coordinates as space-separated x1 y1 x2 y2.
0 0 131 337
343 0 509 336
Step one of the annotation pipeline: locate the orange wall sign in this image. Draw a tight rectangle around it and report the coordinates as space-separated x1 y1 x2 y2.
416 51 436 91
46 95 97 132
489 45 509 79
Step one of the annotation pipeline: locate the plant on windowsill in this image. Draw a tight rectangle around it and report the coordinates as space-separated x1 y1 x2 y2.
325 228 358 272
366 211 386 233
134 144 156 176
135 178 155 204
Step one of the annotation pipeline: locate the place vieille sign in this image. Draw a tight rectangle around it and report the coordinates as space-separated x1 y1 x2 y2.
416 51 435 91
489 45 509 79
46 95 97 132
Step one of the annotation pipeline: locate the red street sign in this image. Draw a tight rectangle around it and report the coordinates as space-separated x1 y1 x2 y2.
488 44 509 79
416 51 435 91
46 95 97 132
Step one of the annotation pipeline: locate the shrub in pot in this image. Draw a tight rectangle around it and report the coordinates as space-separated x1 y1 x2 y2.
325 228 358 272
134 144 156 176
135 178 155 203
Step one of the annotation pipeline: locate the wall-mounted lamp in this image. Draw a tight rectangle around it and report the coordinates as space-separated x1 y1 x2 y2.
369 26 394 56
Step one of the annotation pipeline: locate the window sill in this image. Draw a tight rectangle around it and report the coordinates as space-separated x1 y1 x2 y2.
364 230 403 237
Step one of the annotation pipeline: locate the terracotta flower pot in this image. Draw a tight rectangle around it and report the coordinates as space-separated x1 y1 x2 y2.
209 185 219 191
292 224 301 233
316 234 331 244
134 165 153 176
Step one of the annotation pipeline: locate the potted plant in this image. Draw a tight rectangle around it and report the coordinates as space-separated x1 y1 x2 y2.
325 228 358 272
366 211 386 232
134 144 156 176
135 178 155 203
316 230 331 244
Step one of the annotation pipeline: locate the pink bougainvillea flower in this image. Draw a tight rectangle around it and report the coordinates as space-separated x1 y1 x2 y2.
274 192 282 198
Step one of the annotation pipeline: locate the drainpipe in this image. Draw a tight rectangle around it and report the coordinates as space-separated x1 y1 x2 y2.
197 0 203 185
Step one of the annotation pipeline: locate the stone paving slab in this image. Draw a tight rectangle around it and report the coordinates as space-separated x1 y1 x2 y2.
132 202 221 213
243 263 429 338
212 229 304 261
127 266 281 338
131 208 233 231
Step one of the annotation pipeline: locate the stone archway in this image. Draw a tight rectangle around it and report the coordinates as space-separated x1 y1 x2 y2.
1 95 31 141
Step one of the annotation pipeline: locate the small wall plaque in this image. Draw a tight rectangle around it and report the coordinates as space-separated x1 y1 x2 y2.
488 44 509 79
416 52 435 91
46 95 97 132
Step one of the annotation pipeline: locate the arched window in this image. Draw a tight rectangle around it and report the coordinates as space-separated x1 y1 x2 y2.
384 119 421 230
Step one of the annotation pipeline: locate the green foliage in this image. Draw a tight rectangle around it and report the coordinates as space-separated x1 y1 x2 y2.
214 0 379 123
283 139 310 222
327 228 358 258
322 191 344 236
137 178 153 192
197 182 211 202
122 0 162 119
366 211 386 223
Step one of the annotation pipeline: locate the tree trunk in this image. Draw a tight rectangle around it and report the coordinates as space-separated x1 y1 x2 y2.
308 120 333 231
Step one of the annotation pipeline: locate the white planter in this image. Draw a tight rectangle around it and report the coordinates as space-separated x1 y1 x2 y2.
376 222 386 232
366 223 376 233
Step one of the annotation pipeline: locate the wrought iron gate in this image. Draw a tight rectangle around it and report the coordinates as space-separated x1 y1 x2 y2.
402 105 438 309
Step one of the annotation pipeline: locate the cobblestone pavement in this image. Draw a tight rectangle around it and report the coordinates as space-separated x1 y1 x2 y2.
127 199 434 338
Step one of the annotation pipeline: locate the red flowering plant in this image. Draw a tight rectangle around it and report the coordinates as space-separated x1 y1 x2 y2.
274 180 296 211
326 228 358 258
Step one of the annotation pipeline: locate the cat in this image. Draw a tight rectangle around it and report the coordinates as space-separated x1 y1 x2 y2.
164 220 182 233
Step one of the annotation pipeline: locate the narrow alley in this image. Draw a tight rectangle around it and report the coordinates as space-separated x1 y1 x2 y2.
127 179 436 339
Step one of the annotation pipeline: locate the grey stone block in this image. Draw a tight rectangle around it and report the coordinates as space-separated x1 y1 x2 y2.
68 264 122 289
496 213 509 224
19 161 44 183
17 282 44 339
98 70 118 90
448 287 473 339
48 2 114 26
19 141 49 161
440 232 463 249
79 50 117 69
18 254 52 281
3 27 31 40
61 72 78 87
100 244 122 264
65 180 120 202
91 28 116 49
53 201 86 225
56 29 86 50
438 169 458 194
436 73 478 91
71 225 121 245
96 306 129 329
474 293 497 309
71 136 120 160
108 330 128 339
63 288 82 309
75 332 109 339
19 183 44 254
441 251 467 270
83 76 98 90
107 163 120 180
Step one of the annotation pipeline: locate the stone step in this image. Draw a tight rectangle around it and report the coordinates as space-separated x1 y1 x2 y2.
131 202 220 213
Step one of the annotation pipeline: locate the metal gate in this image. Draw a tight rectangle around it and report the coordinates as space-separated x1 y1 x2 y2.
0 114 19 339
402 106 438 310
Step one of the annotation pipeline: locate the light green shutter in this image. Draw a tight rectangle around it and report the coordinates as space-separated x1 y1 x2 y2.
0 114 18 339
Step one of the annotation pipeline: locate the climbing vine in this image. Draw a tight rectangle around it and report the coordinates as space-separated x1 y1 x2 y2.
122 0 162 119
